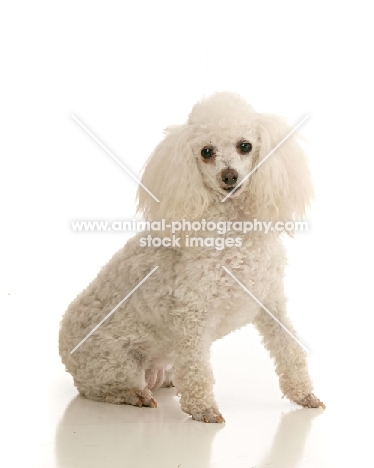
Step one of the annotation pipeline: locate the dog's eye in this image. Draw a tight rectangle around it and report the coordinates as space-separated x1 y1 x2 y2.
237 141 252 154
201 146 214 159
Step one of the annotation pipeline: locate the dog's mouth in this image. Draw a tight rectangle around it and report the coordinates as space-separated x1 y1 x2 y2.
222 185 242 193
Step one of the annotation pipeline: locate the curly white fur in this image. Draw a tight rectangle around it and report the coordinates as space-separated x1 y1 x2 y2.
59 92 324 423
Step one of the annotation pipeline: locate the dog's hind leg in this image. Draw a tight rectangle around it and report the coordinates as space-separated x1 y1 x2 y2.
78 384 157 407
160 369 174 387
69 342 158 408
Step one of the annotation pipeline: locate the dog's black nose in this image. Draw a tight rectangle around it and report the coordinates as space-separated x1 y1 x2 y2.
221 168 238 185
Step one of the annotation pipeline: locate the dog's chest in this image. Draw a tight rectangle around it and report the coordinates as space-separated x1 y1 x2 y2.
175 234 285 335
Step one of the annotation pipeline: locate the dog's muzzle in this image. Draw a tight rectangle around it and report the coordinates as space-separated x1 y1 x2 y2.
221 168 240 192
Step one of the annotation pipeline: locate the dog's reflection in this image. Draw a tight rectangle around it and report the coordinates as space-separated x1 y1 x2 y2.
55 393 321 468
256 408 323 468
55 388 223 468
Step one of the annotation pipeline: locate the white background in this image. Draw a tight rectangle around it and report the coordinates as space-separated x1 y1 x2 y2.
1 1 373 467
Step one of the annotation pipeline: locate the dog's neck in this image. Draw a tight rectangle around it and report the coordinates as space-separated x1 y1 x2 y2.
202 191 253 222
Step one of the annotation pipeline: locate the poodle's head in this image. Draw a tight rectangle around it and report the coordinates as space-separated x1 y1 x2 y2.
137 92 313 223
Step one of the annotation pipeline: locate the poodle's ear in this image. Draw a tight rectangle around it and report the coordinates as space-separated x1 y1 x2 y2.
248 113 314 222
137 125 210 222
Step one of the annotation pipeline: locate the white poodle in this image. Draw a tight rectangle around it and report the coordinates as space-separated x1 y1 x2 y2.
59 92 324 423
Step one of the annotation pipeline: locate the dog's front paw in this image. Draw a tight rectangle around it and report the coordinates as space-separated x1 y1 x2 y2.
297 392 325 409
191 409 225 423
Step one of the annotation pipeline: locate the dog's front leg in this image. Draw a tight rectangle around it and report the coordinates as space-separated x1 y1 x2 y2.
253 307 325 409
173 331 225 423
